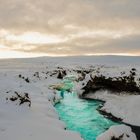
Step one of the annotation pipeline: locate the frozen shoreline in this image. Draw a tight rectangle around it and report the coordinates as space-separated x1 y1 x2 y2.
84 91 140 126
84 91 140 140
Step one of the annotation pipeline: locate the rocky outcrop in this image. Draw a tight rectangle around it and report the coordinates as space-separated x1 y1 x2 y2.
82 69 140 96
96 125 137 140
6 91 31 107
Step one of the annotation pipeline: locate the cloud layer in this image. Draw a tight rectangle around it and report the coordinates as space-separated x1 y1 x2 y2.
0 0 140 56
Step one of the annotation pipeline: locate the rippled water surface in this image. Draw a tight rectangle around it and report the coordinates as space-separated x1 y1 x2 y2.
55 92 119 140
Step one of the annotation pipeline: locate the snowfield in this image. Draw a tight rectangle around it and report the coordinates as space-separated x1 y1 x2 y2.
85 91 140 126
97 125 137 140
0 56 140 140
0 58 83 140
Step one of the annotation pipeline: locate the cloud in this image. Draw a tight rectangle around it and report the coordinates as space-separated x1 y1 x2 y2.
0 0 140 56
0 0 140 32
6 33 139 56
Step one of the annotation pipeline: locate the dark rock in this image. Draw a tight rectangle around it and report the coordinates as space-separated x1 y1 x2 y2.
33 72 40 78
82 70 140 96
97 108 122 122
8 92 32 107
57 71 63 79
125 124 140 140
25 78 30 83
10 96 18 101
132 68 136 71
57 70 67 79
111 134 124 140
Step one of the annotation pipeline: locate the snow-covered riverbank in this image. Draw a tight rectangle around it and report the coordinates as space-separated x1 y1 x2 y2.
84 91 140 126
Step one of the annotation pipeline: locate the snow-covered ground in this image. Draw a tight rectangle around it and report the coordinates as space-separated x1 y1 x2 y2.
97 125 137 140
85 91 140 126
0 56 140 140
0 58 83 140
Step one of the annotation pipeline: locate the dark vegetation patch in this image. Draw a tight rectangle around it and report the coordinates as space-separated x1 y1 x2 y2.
111 134 124 140
50 70 58 77
7 91 31 107
111 133 131 140
33 72 40 79
57 70 67 79
73 68 95 82
82 68 140 96
57 67 63 70
48 68 67 78
33 71 49 79
42 71 49 79
77 72 86 81
19 74 30 83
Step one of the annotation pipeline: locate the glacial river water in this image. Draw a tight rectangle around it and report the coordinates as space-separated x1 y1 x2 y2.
55 92 119 140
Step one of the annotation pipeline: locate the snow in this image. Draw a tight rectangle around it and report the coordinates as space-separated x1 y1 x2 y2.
0 58 83 140
0 56 140 140
85 91 140 126
96 125 137 140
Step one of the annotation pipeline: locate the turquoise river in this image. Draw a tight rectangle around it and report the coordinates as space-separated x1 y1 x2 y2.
55 92 119 140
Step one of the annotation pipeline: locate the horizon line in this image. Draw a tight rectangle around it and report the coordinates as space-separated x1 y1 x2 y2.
0 54 140 60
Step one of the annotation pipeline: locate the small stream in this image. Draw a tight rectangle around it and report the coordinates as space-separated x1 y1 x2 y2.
55 92 119 140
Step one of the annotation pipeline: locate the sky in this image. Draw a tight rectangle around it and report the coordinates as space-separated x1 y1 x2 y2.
0 0 140 58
